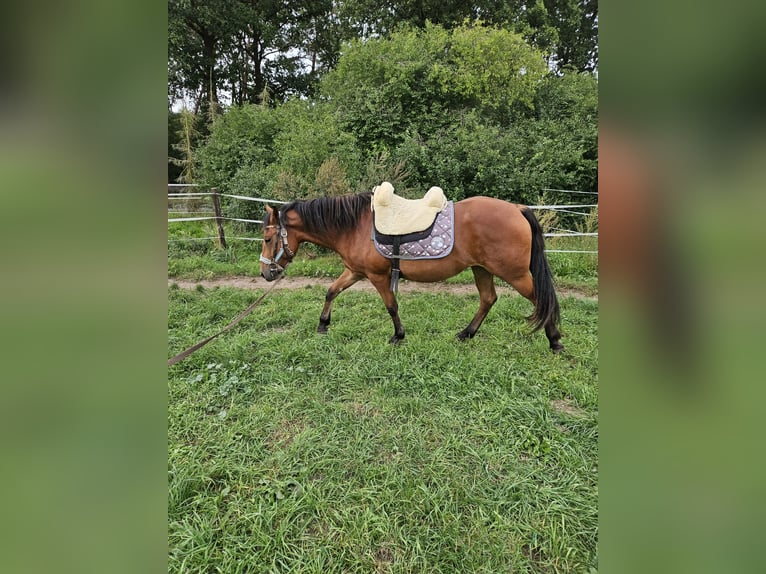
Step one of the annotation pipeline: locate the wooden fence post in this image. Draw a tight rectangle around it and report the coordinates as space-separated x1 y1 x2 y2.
211 187 227 249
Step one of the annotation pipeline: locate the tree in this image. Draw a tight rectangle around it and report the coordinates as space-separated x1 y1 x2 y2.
330 1 596 72
168 0 241 114
169 0 347 109
168 1 597 116
192 20 597 205
390 69 597 202
320 22 548 149
167 110 183 183
542 0 598 72
169 108 202 183
195 102 282 190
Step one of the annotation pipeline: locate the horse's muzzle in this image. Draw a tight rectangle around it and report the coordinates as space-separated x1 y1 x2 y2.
260 266 284 282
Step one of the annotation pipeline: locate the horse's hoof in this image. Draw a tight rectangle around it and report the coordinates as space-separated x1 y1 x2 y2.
388 335 404 345
550 343 564 354
456 329 474 341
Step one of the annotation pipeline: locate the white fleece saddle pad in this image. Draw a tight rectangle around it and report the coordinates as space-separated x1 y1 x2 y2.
372 181 448 235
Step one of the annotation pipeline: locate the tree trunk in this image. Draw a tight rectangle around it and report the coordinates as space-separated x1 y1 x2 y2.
201 32 218 109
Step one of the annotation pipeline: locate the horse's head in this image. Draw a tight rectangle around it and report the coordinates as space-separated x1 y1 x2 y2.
259 204 296 281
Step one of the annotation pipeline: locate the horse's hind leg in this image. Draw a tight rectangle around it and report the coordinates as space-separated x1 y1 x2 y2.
506 273 563 353
457 266 498 341
318 267 363 334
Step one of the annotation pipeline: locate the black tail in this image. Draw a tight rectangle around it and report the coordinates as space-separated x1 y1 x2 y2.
520 207 560 332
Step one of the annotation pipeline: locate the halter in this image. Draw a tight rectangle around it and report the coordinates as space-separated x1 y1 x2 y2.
259 211 294 274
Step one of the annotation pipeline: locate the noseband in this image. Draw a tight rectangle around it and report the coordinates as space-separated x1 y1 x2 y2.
260 213 294 274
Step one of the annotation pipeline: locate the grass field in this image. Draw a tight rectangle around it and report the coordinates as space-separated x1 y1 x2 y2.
168 284 598 573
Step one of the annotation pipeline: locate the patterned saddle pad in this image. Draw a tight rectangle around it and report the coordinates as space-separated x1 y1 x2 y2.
372 202 454 260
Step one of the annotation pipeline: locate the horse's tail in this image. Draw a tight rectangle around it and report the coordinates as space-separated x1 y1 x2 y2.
520 207 560 332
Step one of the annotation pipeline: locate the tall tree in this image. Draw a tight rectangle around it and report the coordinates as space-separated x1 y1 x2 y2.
331 1 596 72
320 21 548 148
543 0 598 71
169 0 345 108
169 108 202 183
168 0 242 113
169 1 597 113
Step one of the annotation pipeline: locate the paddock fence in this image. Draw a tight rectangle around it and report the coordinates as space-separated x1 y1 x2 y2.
167 184 598 254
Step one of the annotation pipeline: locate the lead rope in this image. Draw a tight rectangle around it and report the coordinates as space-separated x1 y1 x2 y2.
168 275 285 367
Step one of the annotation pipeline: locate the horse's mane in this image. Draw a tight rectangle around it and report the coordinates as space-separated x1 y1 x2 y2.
282 192 372 235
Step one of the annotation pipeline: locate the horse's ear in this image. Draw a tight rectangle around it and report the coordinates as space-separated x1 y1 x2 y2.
261 204 273 227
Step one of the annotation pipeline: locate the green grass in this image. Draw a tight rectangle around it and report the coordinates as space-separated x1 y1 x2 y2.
168 285 598 573
545 235 598 295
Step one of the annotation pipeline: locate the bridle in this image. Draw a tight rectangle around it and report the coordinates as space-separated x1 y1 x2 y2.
260 210 294 274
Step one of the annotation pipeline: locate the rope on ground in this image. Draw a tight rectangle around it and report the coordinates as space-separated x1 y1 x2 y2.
168 275 284 367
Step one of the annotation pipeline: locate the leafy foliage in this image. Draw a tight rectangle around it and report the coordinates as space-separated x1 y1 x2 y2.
195 103 282 191
321 23 547 146
391 69 598 203
169 0 345 110
169 1 597 114
272 99 362 192
192 22 597 204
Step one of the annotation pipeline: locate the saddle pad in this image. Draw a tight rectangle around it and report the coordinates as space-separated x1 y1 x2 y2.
372 202 454 260
372 182 448 235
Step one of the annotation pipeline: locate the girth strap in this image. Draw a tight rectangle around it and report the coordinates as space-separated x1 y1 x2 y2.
390 237 401 293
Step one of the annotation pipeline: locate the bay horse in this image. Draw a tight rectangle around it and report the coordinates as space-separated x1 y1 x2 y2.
259 192 563 352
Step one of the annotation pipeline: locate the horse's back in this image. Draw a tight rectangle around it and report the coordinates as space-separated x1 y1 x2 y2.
455 196 532 244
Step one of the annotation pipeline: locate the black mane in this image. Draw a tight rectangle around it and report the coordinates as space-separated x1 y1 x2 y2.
281 192 372 235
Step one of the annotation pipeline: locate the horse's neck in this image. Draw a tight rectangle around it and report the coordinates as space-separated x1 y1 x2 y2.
295 215 369 252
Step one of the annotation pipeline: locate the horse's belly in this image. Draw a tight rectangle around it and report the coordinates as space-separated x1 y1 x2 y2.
397 254 468 282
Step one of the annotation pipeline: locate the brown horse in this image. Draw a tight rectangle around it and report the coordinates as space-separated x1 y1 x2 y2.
259 192 563 352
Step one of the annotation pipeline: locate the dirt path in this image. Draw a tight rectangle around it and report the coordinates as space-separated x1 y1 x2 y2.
168 275 596 301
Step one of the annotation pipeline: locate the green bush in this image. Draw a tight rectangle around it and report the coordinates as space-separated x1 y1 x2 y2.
273 99 363 192
196 104 282 191
192 23 597 210
223 163 281 226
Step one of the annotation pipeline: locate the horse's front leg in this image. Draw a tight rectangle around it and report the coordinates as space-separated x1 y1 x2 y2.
369 273 405 344
318 267 363 334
